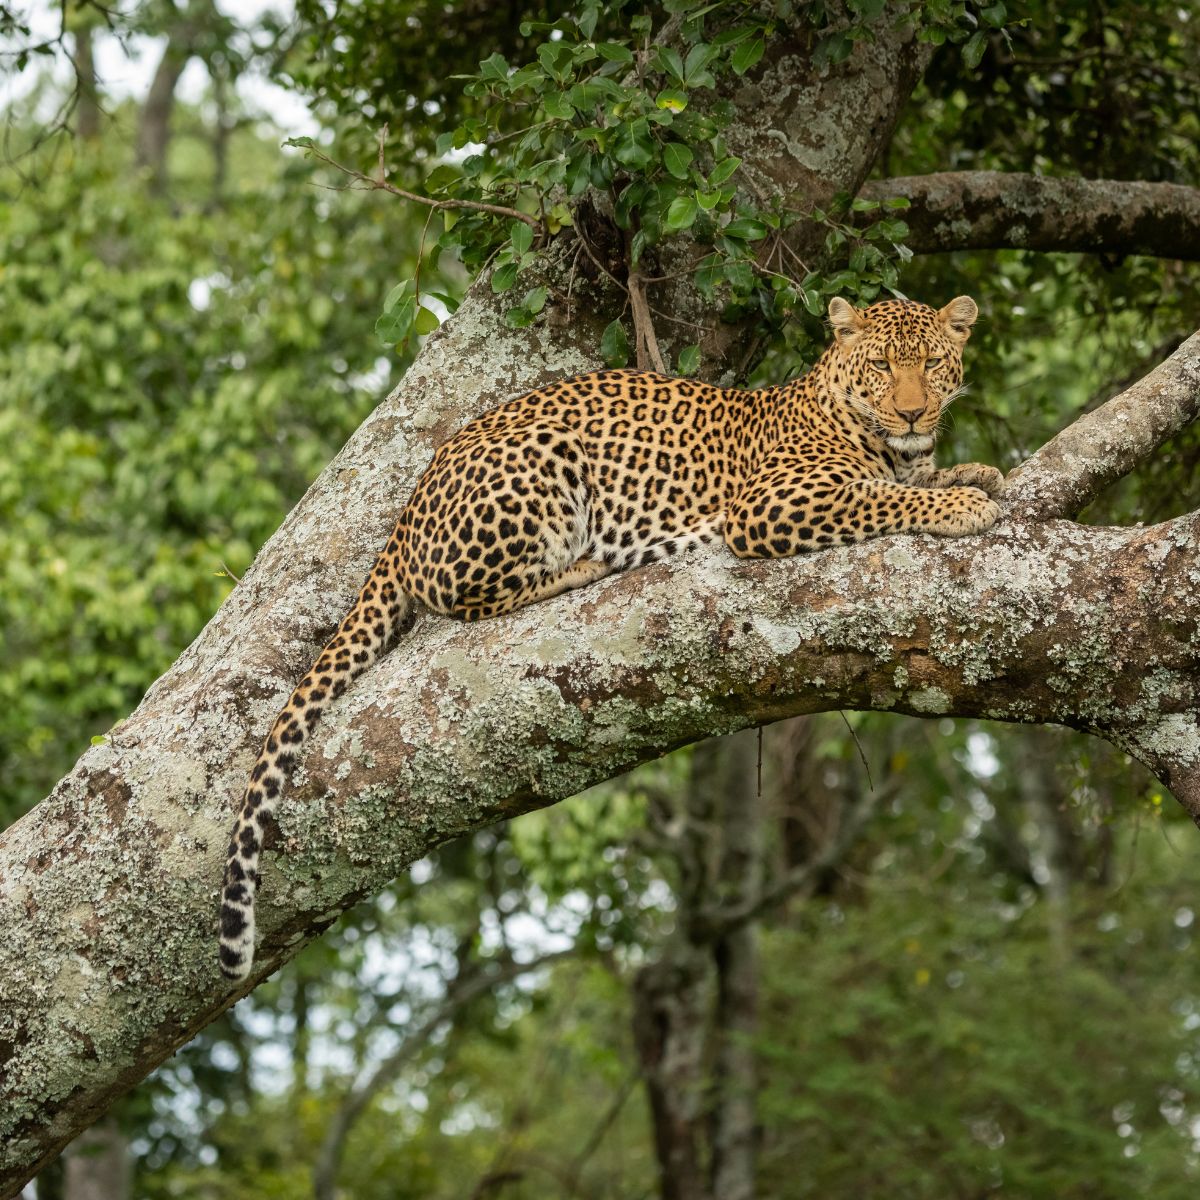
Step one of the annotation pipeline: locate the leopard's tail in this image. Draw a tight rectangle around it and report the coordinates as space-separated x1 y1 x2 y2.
219 539 413 982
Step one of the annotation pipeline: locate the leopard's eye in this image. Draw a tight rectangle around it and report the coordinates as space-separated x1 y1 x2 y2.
871 359 891 373
925 356 943 370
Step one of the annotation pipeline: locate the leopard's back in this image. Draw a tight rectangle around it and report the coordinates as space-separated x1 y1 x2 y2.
395 369 769 618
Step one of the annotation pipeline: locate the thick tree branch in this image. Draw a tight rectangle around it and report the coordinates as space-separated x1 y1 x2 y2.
1004 332 1200 519
859 172 1200 260
3 14 1198 1195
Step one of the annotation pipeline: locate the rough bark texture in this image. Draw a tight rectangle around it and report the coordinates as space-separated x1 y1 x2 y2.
858 172 1200 260
657 17 934 364
2 11 1199 1195
2 297 1199 1200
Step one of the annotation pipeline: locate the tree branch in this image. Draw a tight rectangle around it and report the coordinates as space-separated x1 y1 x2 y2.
6 13 1198 1194
1004 332 1200 519
858 172 1200 260
296 128 544 232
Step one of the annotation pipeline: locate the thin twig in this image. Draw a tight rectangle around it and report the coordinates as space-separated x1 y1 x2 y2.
575 229 628 293
413 203 436 303
646 304 713 334
297 132 542 231
628 270 666 373
838 710 874 792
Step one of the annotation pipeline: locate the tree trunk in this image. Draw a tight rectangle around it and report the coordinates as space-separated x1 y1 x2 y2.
136 22 201 191
632 950 713 1200
708 733 763 1200
62 1119 128 1200
1 10 1198 1193
70 24 100 142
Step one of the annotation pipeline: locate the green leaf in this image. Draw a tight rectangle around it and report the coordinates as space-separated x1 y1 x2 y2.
510 221 534 256
712 24 757 48
547 203 574 232
523 286 548 314
543 90 575 120
424 164 459 193
429 291 461 314
382 279 414 311
613 118 656 170
662 143 694 180
595 42 634 63
479 52 510 80
665 195 699 231
724 260 755 292
677 344 700 375
878 217 910 241
696 189 722 211
801 287 825 316
683 43 717 87
600 319 629 367
375 297 415 344
851 197 880 212
536 42 572 82
655 46 686 83
491 262 519 293
815 30 853 64
90 735 108 746
415 305 440 334
507 64 544 90
883 196 911 210
850 0 887 19
656 88 689 113
981 2 1007 27
284 135 315 149
505 305 535 328
723 217 769 241
962 31 987 69
731 37 765 76
709 156 740 185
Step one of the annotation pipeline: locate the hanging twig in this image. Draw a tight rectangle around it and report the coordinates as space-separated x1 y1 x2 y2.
293 124 542 231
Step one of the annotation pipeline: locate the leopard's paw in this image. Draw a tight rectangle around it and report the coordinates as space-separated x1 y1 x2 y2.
944 463 1006 497
925 487 1001 537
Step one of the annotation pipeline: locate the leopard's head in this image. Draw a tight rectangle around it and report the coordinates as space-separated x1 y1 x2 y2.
826 295 978 453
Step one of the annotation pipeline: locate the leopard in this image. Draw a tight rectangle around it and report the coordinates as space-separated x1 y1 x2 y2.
219 293 1003 981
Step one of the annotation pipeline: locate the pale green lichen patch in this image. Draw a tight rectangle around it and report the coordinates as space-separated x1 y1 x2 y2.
1134 713 1200 765
909 686 952 714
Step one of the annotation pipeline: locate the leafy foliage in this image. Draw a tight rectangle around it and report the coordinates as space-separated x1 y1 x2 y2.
0 139 437 822
285 0 1009 368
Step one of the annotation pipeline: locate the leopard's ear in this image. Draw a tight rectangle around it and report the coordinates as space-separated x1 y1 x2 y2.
828 297 867 351
938 295 978 344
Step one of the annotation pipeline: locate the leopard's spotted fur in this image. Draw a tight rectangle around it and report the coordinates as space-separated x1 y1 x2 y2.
219 295 1002 980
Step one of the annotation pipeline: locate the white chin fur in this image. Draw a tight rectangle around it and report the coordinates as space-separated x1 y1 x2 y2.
886 434 934 453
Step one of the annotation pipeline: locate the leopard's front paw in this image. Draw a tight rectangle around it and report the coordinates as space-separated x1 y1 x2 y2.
926 487 1001 537
945 463 1006 496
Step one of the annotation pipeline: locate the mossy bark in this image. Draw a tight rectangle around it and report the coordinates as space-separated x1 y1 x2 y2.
2 12 1199 1196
